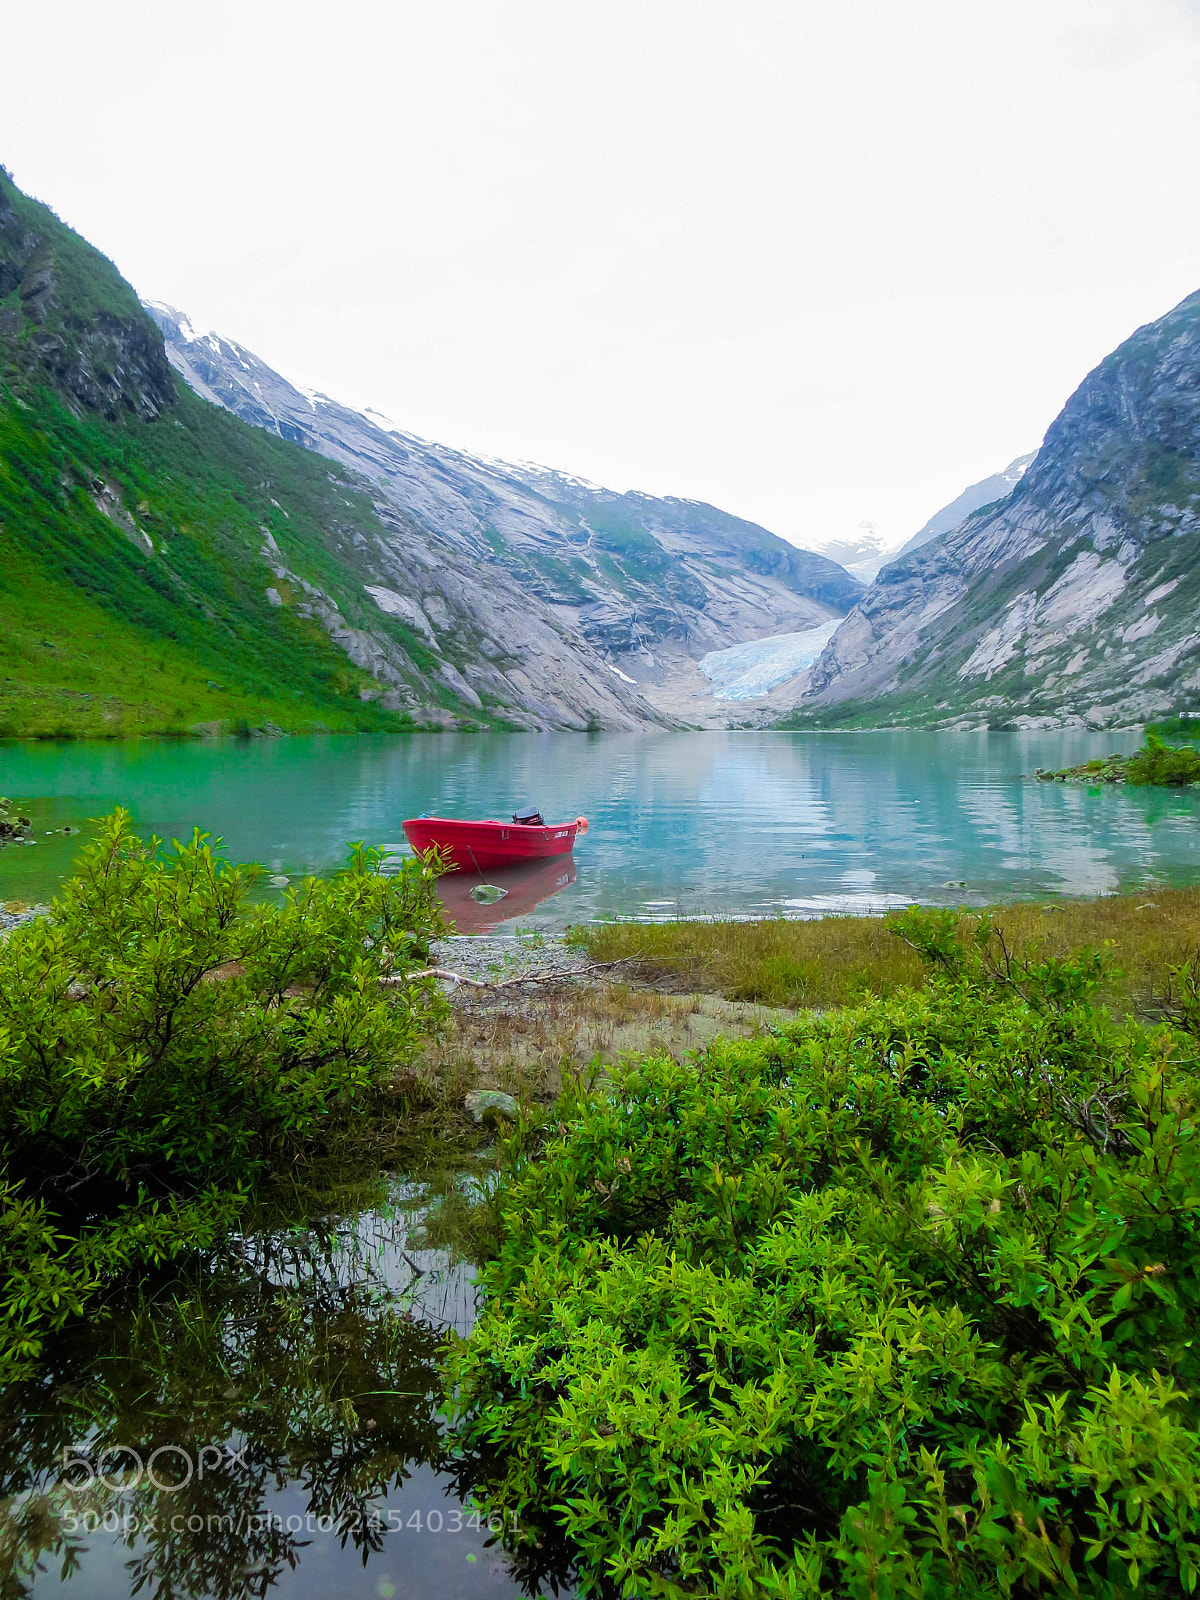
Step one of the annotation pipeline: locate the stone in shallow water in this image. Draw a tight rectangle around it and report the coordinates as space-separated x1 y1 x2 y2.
464 1090 519 1125
469 882 507 904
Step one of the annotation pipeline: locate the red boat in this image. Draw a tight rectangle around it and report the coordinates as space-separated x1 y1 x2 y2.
402 808 588 872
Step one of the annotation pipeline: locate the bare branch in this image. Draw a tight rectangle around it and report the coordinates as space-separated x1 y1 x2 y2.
380 958 639 991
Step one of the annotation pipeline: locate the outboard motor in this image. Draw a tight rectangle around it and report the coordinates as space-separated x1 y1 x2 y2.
513 804 544 826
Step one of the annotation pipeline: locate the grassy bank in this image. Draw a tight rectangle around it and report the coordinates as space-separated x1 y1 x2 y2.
0 382 424 740
417 973 788 1125
572 885 1200 1012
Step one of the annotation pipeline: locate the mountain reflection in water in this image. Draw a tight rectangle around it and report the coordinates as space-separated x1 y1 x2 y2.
0 1180 570 1600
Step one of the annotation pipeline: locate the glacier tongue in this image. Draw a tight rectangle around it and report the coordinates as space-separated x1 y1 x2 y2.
700 620 842 700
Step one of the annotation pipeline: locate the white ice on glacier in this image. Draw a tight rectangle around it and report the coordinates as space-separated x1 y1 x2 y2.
699 618 841 700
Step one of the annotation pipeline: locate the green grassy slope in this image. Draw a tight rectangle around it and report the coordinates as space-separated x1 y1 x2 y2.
0 166 421 739
0 382 418 737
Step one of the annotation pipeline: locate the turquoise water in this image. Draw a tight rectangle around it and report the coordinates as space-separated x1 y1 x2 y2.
2 730 1198 926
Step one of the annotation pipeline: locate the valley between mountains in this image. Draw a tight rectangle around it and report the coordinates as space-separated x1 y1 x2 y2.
0 163 859 739
144 301 860 729
3 159 1200 737
784 292 1200 730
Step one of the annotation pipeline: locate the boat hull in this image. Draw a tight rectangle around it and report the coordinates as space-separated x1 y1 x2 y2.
402 816 579 872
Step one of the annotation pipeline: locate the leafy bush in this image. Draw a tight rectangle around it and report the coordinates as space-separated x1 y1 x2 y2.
1125 730 1200 786
447 910 1200 1598
0 811 445 1380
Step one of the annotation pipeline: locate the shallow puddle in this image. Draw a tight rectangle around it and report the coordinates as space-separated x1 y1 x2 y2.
0 1179 569 1599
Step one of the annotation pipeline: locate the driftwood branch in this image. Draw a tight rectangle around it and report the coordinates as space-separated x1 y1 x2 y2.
381 958 638 991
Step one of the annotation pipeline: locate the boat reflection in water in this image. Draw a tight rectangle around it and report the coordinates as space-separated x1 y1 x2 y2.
435 853 578 934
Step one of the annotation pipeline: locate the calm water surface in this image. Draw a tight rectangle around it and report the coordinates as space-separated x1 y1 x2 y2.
1 1178 559 1599
2 730 1199 924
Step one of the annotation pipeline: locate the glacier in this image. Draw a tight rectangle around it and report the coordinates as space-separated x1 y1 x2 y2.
699 619 842 700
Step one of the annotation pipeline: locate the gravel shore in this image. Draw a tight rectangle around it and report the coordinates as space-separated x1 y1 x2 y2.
0 905 48 936
0 916 595 981
428 934 594 986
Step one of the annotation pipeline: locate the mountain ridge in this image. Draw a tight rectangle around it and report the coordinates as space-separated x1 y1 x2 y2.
1 167 449 739
0 167 673 735
145 302 862 723
891 452 1034 564
785 290 1200 729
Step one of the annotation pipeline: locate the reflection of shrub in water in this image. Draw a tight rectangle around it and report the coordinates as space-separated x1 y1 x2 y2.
0 1202 450 1599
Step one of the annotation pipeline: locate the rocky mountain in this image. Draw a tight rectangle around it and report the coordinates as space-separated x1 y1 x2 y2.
2 166 422 740
145 304 861 723
0 161 862 738
784 291 1200 729
2 166 674 735
808 456 1034 589
891 453 1034 564
812 529 892 585
0 179 174 424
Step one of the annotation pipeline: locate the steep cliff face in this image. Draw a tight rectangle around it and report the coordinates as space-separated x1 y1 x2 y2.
891 453 1034 564
0 170 174 421
792 291 1200 727
145 304 860 719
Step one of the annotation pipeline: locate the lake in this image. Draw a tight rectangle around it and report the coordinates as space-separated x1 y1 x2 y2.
2 730 1199 927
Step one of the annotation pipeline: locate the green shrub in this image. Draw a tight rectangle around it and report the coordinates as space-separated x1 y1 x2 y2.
1125 731 1200 786
0 811 446 1380
447 911 1200 1598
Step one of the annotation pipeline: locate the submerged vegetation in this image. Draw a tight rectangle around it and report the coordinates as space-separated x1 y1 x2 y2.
449 909 1200 1597
0 812 446 1383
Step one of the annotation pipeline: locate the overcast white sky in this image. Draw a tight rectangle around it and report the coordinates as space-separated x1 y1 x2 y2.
4 0 1200 550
